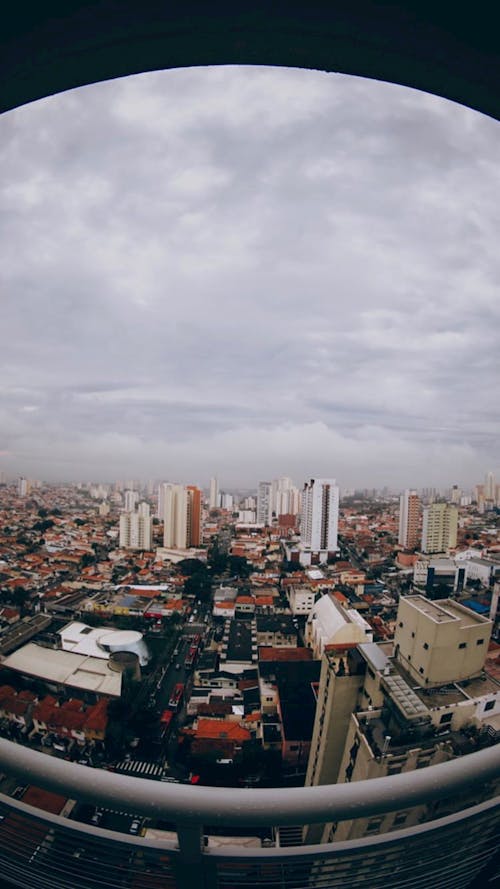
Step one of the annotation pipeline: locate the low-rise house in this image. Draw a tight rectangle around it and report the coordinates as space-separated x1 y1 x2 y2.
256 615 298 648
190 717 252 763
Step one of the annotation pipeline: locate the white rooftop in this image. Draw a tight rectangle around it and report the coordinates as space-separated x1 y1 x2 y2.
2 643 122 697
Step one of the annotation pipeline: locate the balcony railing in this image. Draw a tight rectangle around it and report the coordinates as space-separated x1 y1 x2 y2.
0 737 498 887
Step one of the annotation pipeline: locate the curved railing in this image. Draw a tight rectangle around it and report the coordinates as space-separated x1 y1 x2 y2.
0 738 498 887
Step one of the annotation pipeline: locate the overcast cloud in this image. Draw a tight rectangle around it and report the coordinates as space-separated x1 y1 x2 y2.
1 66 499 490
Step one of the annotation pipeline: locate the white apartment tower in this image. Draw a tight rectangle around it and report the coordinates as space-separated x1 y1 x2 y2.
398 489 421 549
421 502 458 554
257 482 271 525
300 478 339 558
270 476 301 517
124 489 139 513
119 502 152 550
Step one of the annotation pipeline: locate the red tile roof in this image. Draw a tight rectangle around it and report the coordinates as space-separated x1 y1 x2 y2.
195 718 251 742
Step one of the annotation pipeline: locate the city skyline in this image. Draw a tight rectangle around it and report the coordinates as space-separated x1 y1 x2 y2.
1 66 499 487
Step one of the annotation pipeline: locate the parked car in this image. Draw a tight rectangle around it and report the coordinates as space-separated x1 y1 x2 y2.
129 819 141 835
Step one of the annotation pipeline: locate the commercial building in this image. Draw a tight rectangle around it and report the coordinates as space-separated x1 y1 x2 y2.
413 557 466 597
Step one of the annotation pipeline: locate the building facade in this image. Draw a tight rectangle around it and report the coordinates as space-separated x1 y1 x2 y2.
119 502 152 550
421 502 458 554
163 484 202 549
300 478 339 562
398 489 421 549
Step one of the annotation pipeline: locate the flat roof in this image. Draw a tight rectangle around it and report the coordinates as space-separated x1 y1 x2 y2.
2 642 122 697
403 596 491 626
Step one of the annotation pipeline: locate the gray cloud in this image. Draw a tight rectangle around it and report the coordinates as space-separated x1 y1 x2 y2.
1 67 499 488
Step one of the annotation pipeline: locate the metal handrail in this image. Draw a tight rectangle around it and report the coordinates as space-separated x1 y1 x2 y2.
0 738 498 828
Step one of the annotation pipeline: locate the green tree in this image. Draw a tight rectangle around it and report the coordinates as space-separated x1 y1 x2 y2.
178 558 207 576
227 555 250 578
207 541 227 573
184 572 212 599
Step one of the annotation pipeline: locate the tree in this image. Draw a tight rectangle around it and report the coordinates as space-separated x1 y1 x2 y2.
207 542 227 573
227 555 250 578
178 558 207 576
184 572 212 599
281 561 303 573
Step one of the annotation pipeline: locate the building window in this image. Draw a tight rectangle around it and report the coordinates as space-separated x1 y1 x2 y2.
393 812 408 827
366 817 384 833
459 642 467 649
419 667 424 674
423 642 429 650
387 765 402 775
399 622 403 628
411 631 415 638
484 700 495 712
477 639 485 646
439 712 452 724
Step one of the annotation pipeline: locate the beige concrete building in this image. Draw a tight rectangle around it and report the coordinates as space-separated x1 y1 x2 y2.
421 502 458 554
304 646 367 842
302 594 499 845
394 596 492 687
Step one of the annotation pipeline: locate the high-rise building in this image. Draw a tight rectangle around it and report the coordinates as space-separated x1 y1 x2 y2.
421 502 458 554
257 482 271 525
398 489 421 549
209 477 219 510
270 476 301 518
485 471 496 504
119 502 152 550
17 477 29 497
450 484 461 504
157 482 168 520
163 484 202 549
220 492 233 511
186 485 202 547
124 489 139 512
300 478 339 559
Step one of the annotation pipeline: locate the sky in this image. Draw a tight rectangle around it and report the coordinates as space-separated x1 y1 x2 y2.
1 65 499 491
